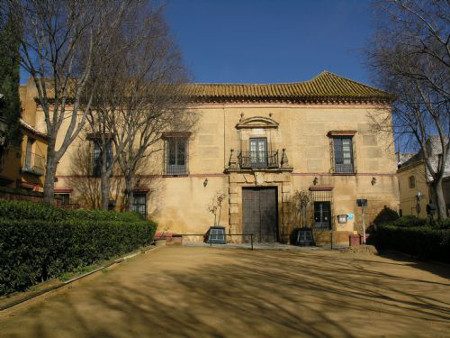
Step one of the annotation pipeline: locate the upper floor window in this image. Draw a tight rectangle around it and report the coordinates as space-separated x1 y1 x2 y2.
409 175 416 189
333 136 354 174
92 140 112 177
165 137 188 175
249 138 268 168
24 137 35 170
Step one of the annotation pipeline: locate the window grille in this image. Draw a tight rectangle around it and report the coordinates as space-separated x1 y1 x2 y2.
132 193 147 218
165 138 188 175
332 136 355 174
92 140 113 177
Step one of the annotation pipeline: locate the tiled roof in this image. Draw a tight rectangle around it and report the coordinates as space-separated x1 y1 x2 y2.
20 119 48 140
183 71 392 103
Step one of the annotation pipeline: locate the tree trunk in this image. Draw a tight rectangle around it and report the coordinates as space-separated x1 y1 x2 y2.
125 174 134 212
100 146 110 210
43 139 57 205
100 171 110 210
431 178 447 220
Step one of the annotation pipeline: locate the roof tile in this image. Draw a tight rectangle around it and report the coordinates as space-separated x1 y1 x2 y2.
184 71 391 102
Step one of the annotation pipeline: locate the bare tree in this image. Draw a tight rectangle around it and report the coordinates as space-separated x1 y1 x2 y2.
102 10 197 211
66 140 124 210
368 0 450 219
5 0 132 204
84 3 194 211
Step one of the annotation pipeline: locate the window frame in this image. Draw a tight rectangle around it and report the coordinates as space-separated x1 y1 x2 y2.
92 139 113 177
409 175 416 189
55 193 70 206
332 136 355 174
132 193 147 219
165 137 188 175
249 137 268 168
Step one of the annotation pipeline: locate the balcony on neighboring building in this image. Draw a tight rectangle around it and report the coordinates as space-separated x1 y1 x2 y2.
21 152 45 176
226 148 293 172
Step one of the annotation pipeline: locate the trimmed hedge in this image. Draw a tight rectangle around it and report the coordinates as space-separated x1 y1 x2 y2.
0 200 156 295
371 224 450 263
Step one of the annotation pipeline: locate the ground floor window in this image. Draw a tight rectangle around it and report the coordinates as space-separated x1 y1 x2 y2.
55 193 70 206
310 189 333 230
313 201 331 230
133 193 147 219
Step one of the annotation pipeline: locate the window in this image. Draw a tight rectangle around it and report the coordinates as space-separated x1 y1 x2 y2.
92 140 113 177
333 137 354 174
132 193 147 218
249 138 268 168
25 137 35 170
165 138 187 175
409 175 416 189
55 193 70 206
314 201 331 230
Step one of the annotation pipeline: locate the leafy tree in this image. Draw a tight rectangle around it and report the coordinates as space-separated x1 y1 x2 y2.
0 10 22 150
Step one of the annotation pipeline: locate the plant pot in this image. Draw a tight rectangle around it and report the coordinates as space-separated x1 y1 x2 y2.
167 234 183 246
155 239 167 247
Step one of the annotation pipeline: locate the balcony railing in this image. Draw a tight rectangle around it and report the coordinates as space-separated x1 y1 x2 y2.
165 164 188 175
21 152 45 176
238 150 279 169
334 163 355 174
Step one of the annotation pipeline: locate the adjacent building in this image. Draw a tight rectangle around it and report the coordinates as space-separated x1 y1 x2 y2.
0 88 48 194
397 137 450 217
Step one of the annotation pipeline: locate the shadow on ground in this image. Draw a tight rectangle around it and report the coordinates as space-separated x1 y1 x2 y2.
1 247 449 337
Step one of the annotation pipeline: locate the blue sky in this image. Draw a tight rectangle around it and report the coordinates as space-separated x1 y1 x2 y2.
165 0 375 85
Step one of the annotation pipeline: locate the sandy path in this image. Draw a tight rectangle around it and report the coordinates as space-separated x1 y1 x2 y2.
0 246 449 337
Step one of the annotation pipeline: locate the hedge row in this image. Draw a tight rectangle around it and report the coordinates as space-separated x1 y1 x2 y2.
0 200 156 295
371 224 450 263
0 199 144 222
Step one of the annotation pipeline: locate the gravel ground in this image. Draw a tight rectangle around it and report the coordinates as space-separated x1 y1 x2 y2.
1 246 449 337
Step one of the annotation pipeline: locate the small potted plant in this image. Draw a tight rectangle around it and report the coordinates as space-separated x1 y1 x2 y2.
205 192 226 244
154 226 170 247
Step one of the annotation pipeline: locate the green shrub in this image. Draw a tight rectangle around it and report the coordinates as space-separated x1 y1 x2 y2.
432 218 450 230
390 215 426 228
371 224 450 263
0 200 157 295
373 206 399 225
0 199 144 222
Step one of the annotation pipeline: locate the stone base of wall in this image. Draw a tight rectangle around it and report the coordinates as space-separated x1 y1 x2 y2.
313 230 353 246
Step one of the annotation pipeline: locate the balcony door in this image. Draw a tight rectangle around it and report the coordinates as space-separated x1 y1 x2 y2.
250 138 267 168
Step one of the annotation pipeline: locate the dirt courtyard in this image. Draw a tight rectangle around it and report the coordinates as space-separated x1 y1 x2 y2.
1 246 450 337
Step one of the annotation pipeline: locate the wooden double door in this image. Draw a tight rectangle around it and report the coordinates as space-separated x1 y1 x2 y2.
242 187 278 242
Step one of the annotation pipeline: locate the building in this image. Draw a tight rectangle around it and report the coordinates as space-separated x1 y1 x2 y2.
22 71 400 243
397 137 450 217
0 89 48 194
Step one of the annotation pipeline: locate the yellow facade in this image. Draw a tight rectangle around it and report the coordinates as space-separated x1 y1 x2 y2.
397 161 430 218
20 72 400 243
0 83 47 192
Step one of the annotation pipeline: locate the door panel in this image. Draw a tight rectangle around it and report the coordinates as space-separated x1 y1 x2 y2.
242 187 278 242
259 188 278 242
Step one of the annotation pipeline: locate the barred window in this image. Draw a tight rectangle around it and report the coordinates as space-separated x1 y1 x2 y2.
333 137 354 174
92 140 113 177
165 138 188 175
132 193 147 219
